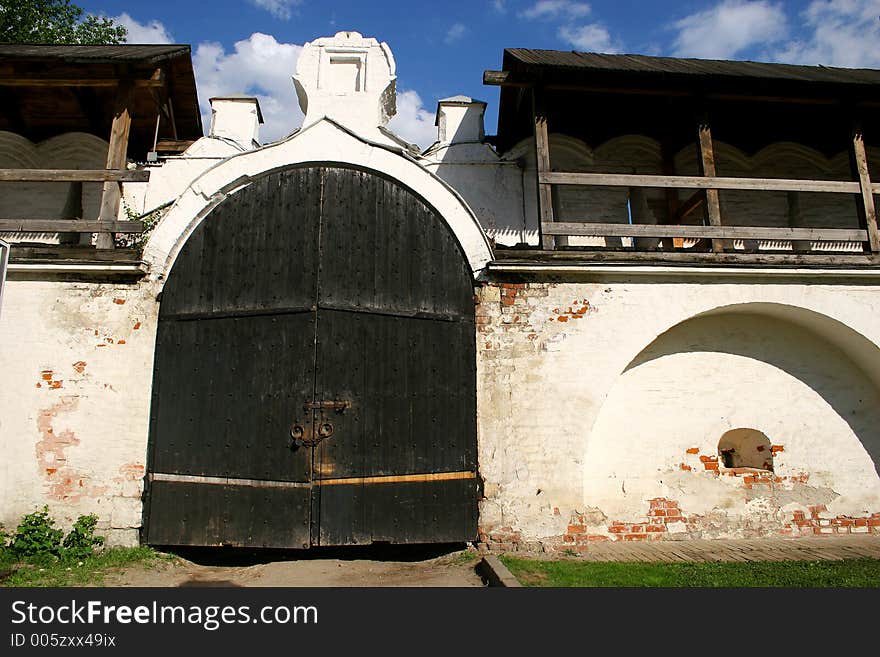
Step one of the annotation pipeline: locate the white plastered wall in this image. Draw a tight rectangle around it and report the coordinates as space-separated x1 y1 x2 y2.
476 279 880 542
0 278 160 545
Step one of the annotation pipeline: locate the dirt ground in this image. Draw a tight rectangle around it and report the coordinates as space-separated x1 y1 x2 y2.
101 545 486 587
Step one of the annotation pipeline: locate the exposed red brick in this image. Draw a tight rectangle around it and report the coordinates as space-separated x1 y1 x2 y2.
72 361 87 374
770 445 785 453
686 447 700 454
133 321 142 330
41 370 53 381
557 316 568 322
680 463 692 471
113 298 126 305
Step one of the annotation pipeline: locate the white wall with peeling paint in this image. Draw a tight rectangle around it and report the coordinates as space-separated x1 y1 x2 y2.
0 280 159 545
475 279 880 546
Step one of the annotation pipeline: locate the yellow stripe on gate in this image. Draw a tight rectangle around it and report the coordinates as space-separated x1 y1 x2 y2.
317 471 476 486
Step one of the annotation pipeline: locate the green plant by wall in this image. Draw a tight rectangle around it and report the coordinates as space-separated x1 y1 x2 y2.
9 507 63 559
61 514 104 560
115 200 164 253
6 507 105 562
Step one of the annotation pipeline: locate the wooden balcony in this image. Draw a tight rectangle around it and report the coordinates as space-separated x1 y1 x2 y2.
0 168 148 246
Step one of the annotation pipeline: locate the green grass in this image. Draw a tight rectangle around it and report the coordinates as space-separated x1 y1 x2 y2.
0 547 169 587
499 556 880 587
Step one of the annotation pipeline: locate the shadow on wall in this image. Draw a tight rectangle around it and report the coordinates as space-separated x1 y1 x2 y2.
625 304 880 478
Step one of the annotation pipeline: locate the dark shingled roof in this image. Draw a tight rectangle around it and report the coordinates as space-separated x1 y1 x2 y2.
0 43 193 64
0 44 202 157
504 49 880 87
492 48 880 155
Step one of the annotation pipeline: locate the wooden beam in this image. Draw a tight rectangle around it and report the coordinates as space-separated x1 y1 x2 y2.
97 79 134 250
540 222 867 242
661 137 682 248
155 139 196 153
539 171 869 194
0 77 163 88
787 191 811 253
0 220 142 233
492 249 880 267
852 130 880 253
532 88 555 250
484 70 529 87
698 123 724 252
0 169 149 182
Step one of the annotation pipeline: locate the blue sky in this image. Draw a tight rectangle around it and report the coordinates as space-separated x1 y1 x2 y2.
75 1 880 147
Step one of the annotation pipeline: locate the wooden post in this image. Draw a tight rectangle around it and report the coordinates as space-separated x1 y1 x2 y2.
661 137 683 248
96 78 134 249
698 122 724 252
532 88 555 250
852 129 880 253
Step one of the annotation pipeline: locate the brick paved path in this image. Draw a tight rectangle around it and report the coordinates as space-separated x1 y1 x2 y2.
559 536 880 562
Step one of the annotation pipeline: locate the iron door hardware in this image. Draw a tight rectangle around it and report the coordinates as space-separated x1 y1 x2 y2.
289 399 349 449
303 400 351 412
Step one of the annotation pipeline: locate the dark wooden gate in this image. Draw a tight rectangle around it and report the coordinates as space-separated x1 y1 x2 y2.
143 166 477 547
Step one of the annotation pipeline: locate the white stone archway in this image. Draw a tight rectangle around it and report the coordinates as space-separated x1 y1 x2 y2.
142 118 494 283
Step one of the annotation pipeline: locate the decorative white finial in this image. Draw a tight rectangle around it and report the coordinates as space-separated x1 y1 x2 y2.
293 31 397 134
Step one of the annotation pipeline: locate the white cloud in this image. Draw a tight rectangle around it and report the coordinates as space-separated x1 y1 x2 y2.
774 0 880 68
249 0 301 20
115 13 174 44
520 0 592 20
193 33 303 143
388 89 437 150
445 23 467 44
559 23 620 52
492 0 507 13
671 0 788 59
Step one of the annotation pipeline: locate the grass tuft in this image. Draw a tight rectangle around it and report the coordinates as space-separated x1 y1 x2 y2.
0 546 170 587
499 556 880 587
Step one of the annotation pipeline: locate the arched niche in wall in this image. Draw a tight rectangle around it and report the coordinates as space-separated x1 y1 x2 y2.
583 302 880 519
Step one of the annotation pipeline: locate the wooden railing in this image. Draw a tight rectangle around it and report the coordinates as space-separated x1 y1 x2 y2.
0 168 149 244
539 171 879 254
528 80 880 262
